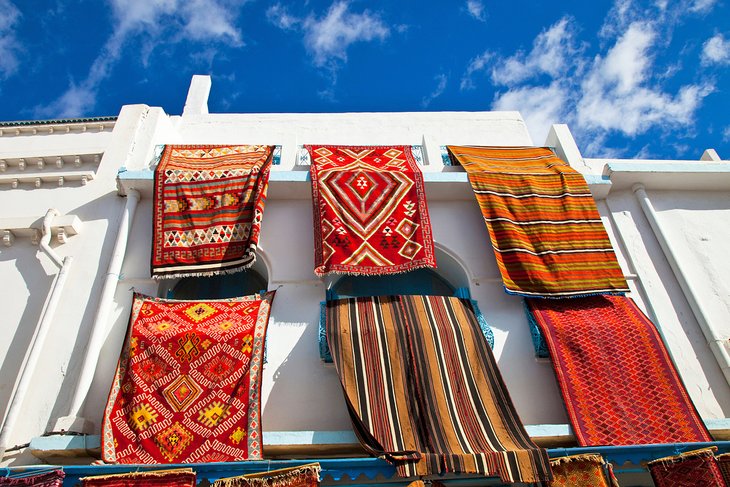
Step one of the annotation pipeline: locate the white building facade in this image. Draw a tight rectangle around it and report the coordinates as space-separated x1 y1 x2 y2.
0 75 729 485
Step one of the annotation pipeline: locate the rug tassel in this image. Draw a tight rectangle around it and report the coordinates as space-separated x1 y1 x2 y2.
212 463 321 487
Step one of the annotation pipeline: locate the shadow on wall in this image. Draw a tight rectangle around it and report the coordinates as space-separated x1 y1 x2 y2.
0 247 54 423
608 191 730 416
262 284 351 432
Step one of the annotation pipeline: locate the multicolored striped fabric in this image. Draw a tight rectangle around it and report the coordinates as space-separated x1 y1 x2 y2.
527 295 712 446
447 146 628 297
326 295 552 484
152 145 274 279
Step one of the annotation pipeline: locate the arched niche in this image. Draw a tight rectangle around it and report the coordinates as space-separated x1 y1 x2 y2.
157 254 270 300
320 246 493 362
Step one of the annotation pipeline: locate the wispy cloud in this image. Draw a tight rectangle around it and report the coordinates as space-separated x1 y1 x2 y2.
463 4 716 156
422 74 448 108
268 2 390 68
266 1 390 97
36 0 248 118
492 82 570 145
460 52 493 90
465 0 486 22
302 1 389 68
723 126 730 143
0 0 21 79
702 33 730 66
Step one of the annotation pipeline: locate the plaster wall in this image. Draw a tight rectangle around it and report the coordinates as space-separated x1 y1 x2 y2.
2 105 730 467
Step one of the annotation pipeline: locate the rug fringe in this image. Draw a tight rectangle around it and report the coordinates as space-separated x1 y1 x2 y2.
212 463 320 487
550 453 604 466
152 254 258 280
315 260 437 278
648 446 718 466
80 468 194 481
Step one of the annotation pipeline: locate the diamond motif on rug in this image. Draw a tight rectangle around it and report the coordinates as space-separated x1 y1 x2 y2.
308 145 436 276
163 375 203 412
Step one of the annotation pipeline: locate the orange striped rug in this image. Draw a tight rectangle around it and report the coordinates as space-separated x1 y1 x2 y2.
447 146 628 297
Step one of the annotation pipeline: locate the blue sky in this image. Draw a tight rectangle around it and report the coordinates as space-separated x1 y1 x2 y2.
0 0 728 159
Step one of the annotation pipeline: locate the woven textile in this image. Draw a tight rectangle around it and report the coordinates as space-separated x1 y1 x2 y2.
447 146 628 297
527 295 711 446
308 145 435 276
548 454 618 487
648 448 726 487
326 295 552 483
152 145 274 279
213 463 320 487
102 293 274 463
0 470 64 486
716 453 730 485
81 469 196 486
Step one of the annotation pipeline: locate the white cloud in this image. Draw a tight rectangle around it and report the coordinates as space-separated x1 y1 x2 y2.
37 0 247 118
689 0 718 12
491 17 583 85
702 34 730 66
421 74 447 108
467 8 716 155
460 51 492 90
576 23 714 135
723 126 730 142
266 4 299 30
302 1 389 67
492 82 569 145
465 0 486 22
0 0 21 78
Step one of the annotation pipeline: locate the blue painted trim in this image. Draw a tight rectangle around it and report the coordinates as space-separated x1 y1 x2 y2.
607 162 730 173
319 301 332 363
13 441 730 484
272 145 282 165
523 299 549 358
583 174 611 185
548 441 730 469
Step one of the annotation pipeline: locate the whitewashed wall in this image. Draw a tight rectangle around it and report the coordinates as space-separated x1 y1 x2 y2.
1 97 729 471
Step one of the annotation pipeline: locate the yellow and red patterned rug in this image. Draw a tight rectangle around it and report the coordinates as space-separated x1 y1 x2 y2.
308 145 435 276
152 145 273 279
102 293 274 463
447 146 628 298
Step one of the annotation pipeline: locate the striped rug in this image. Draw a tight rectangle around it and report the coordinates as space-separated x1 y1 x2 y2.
326 295 552 483
447 146 628 298
152 145 274 279
527 295 712 446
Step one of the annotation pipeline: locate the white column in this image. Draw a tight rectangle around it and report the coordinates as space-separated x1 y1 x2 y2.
53 190 140 433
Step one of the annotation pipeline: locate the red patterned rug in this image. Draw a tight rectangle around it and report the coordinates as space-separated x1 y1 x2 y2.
527 295 711 446
716 453 730 485
648 448 727 487
152 145 274 279
308 145 436 276
0 470 64 486
102 293 274 463
81 469 196 486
